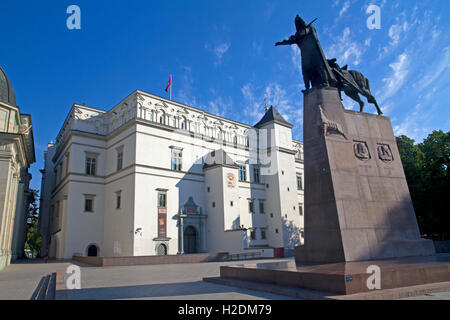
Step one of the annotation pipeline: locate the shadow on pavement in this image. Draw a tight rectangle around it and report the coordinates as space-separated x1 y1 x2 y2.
57 280 291 300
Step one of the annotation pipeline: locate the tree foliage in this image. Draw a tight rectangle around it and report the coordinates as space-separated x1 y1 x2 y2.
24 189 42 257
396 130 450 240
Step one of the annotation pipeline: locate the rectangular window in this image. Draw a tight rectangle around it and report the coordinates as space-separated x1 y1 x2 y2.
297 174 303 190
253 167 260 183
158 213 167 238
84 198 94 212
158 192 167 208
85 157 97 176
65 152 70 175
157 190 167 238
59 163 63 181
116 192 121 209
171 150 182 171
117 150 123 171
248 200 254 213
250 228 256 240
261 228 267 240
239 165 247 182
299 204 303 216
259 200 265 214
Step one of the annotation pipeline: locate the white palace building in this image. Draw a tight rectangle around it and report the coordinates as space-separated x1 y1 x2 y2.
39 90 305 259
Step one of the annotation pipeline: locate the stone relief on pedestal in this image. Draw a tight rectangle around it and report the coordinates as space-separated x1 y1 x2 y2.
353 141 371 161
377 143 394 162
318 105 347 139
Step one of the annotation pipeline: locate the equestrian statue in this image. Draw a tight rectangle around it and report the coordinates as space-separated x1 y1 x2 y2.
275 14 383 115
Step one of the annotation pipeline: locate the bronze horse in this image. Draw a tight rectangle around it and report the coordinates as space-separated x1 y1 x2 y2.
275 15 382 115
328 59 383 115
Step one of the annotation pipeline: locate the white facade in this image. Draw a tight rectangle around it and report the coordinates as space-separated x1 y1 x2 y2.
39 90 304 259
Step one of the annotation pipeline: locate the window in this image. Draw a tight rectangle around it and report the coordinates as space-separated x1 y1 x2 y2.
207 187 210 192
171 150 182 171
212 202 215 208
117 149 123 171
275 228 279 234
299 204 303 216
157 190 167 238
116 192 122 209
261 228 267 240
159 111 165 124
253 167 260 183
300 228 304 238
65 152 70 175
248 200 254 213
270 213 273 218
181 116 187 129
297 174 303 190
59 162 63 180
250 229 256 240
158 215 167 238
158 192 167 208
84 197 94 212
239 165 246 182
85 156 96 176
259 200 265 214
230 201 234 207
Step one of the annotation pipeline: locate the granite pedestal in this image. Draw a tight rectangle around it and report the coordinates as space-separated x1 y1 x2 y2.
296 87 434 263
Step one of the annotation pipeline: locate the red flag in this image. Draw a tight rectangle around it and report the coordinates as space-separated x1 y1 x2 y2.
165 76 172 92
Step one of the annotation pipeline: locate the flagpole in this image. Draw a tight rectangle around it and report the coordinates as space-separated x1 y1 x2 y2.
170 74 172 101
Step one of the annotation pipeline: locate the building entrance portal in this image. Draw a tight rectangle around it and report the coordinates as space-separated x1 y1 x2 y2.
184 226 197 254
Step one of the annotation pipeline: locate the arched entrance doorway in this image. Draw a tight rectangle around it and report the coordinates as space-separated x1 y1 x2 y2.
157 243 167 255
184 226 197 254
87 244 98 257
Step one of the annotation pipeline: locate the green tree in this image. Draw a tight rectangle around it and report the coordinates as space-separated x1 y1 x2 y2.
24 189 42 258
397 130 450 240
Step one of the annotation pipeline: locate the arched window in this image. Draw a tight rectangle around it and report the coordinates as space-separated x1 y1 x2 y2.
233 135 238 146
87 244 98 257
181 116 187 130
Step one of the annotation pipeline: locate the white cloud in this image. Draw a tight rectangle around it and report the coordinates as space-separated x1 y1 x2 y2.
207 96 232 118
339 1 350 17
205 42 230 65
388 22 408 46
393 103 432 141
326 27 364 66
252 41 263 56
177 66 199 107
241 83 302 132
416 46 450 92
379 52 409 105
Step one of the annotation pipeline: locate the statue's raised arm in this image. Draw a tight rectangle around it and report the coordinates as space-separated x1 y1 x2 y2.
275 35 296 47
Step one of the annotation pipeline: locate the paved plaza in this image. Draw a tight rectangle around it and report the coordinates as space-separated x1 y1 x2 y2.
0 257 448 300
0 258 296 300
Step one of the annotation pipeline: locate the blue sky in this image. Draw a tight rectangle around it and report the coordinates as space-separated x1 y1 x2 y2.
1 0 449 191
